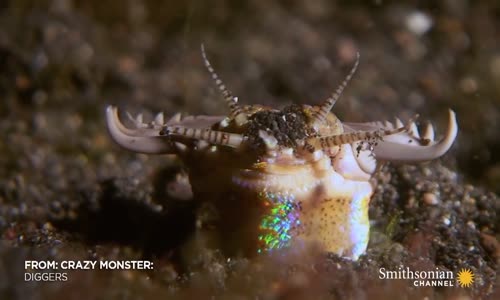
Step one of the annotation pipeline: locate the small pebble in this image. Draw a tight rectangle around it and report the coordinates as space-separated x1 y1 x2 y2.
466 221 476 230
43 222 54 231
459 76 478 94
423 192 439 205
406 11 433 35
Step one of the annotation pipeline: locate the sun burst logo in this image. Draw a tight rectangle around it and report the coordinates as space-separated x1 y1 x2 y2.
456 268 474 288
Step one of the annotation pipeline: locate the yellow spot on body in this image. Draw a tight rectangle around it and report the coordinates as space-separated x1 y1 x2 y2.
253 162 267 169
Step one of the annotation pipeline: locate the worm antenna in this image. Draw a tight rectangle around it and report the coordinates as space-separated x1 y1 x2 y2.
307 117 408 151
312 52 360 127
201 44 242 116
161 125 244 148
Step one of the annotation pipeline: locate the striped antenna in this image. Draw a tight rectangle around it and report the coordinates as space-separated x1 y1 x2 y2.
307 114 419 151
201 44 241 116
160 125 244 148
312 52 360 127
308 126 404 150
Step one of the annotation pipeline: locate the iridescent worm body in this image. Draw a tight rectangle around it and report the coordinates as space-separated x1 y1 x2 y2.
106 46 458 260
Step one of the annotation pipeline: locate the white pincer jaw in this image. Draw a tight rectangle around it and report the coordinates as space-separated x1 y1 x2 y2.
106 106 244 154
371 109 458 162
106 106 175 154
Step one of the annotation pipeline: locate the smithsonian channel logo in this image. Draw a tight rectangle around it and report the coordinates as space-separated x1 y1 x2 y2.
379 266 474 288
